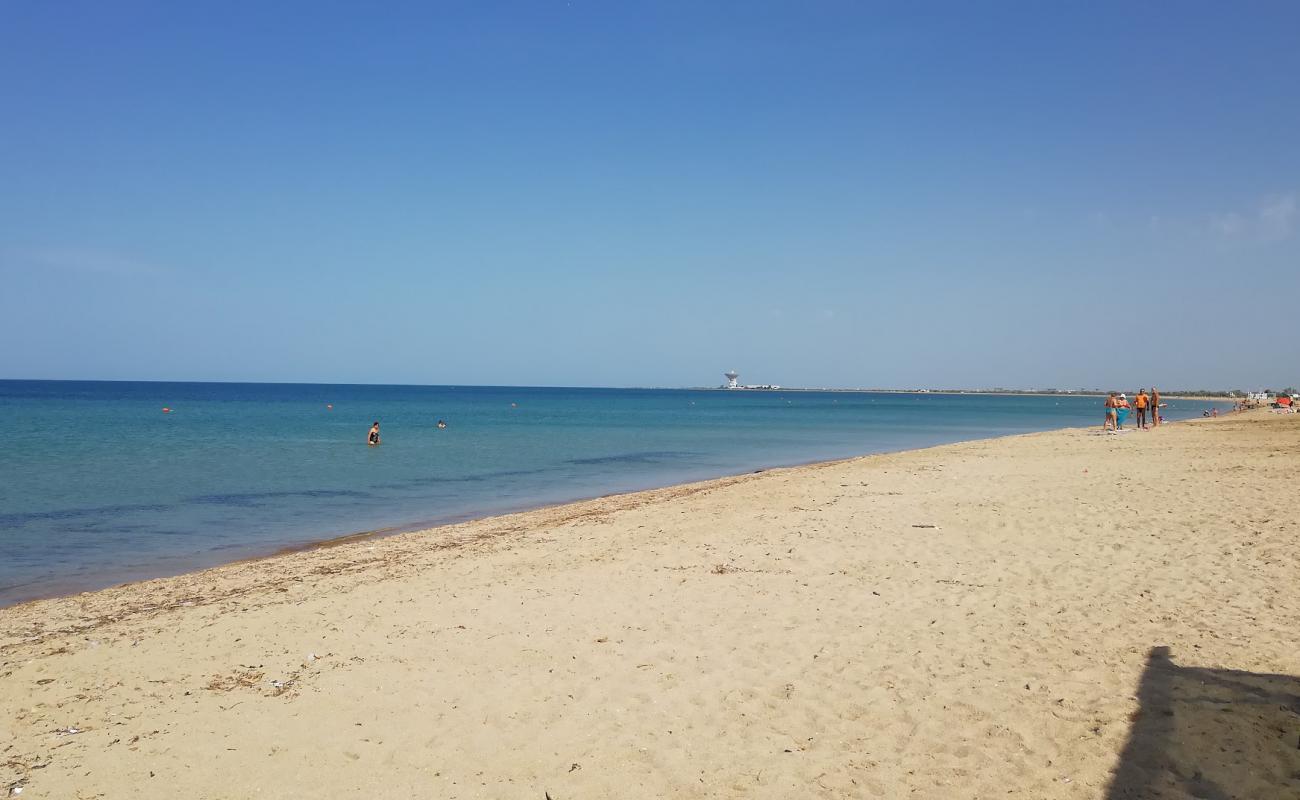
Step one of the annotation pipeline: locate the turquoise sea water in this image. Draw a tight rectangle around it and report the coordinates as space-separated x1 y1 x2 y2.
0 381 1226 606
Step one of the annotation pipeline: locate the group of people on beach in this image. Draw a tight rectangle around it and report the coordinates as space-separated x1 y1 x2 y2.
1103 388 1161 432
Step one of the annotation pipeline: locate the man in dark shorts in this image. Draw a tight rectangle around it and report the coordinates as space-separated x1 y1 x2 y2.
367 421 381 446
1150 388 1161 426
1135 389 1149 429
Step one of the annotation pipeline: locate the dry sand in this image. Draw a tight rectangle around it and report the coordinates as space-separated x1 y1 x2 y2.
2 411 1298 799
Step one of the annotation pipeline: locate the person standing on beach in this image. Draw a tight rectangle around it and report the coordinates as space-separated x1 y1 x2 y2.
1151 387 1161 426
1135 389 1150 429
367 421 381 446
1103 392 1118 431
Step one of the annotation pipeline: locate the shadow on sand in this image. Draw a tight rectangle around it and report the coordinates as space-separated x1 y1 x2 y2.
1105 646 1300 799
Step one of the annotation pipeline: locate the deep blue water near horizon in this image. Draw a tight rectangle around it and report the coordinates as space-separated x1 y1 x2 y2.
0 381 1226 607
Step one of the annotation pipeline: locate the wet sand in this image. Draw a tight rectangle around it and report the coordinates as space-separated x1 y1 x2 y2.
2 410 1297 799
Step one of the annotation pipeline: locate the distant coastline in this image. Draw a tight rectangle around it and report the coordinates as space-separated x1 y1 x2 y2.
692 386 1237 400
0 378 1243 401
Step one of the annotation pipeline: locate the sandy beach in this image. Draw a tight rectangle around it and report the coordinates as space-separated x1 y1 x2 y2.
2 410 1297 799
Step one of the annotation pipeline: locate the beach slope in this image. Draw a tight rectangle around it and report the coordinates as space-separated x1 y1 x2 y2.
2 412 1298 799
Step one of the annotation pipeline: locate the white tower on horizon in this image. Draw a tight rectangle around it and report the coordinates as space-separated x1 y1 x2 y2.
724 370 739 389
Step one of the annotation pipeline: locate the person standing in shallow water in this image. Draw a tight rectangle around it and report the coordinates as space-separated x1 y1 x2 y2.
367 421 381 446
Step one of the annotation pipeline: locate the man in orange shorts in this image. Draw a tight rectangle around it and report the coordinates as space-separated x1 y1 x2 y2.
1150 387 1161 426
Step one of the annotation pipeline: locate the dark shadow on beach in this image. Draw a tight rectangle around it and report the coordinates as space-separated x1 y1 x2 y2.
1105 646 1300 799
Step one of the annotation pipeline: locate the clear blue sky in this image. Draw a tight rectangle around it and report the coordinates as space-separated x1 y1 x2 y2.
2 2 1297 389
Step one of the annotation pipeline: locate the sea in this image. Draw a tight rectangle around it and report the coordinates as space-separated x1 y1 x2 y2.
0 381 1227 607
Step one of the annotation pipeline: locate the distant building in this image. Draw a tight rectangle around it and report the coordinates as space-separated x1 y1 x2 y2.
720 369 782 390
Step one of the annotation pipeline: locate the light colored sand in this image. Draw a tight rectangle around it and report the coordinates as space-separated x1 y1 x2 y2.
2 411 1298 799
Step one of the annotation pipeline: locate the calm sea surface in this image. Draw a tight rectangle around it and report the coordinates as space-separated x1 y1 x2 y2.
0 381 1225 606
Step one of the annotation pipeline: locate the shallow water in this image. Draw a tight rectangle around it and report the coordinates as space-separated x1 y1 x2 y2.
0 381 1223 605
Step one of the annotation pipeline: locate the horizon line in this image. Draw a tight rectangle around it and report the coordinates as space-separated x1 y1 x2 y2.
0 377 1254 395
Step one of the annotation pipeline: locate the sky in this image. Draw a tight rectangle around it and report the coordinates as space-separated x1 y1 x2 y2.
2 2 1297 390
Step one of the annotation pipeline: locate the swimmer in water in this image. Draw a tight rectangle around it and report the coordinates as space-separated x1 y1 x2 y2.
436 419 447 429
367 421 381 446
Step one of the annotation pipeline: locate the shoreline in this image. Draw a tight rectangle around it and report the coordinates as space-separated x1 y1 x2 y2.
0 411 1221 612
0 411 1245 624
2 409 1296 798
0 442 900 613
1 396 1235 610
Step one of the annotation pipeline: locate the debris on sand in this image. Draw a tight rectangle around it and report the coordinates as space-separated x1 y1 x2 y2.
204 669 264 692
